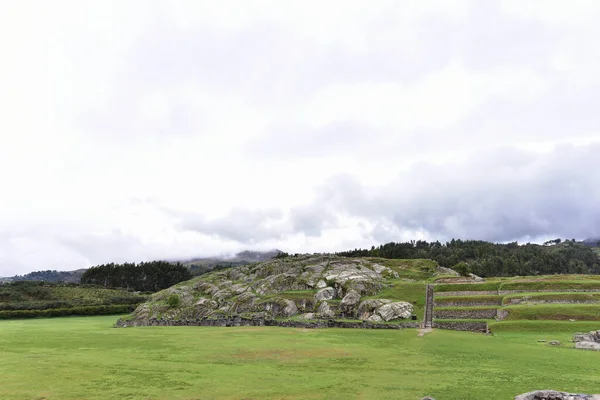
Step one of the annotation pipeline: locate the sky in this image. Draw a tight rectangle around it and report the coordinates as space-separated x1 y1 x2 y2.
1 0 599 275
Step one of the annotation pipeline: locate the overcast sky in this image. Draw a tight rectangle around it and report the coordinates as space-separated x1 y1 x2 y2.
1 1 599 275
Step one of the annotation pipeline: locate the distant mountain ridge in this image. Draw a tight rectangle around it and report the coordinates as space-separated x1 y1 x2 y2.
0 269 86 284
179 249 282 266
1 250 283 283
583 237 600 247
178 249 283 277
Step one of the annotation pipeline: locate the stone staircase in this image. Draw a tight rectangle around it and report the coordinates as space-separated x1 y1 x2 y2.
423 284 434 328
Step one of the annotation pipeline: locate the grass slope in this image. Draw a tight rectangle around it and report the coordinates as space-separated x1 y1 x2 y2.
504 304 600 321
2 316 600 399
503 292 600 305
0 282 146 317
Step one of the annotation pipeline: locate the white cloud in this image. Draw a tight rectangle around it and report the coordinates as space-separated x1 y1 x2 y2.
0 0 599 275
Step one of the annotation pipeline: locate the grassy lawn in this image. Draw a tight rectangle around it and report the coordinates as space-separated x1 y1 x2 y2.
502 292 600 305
435 282 501 292
504 304 600 321
435 295 503 304
499 280 600 291
2 316 600 399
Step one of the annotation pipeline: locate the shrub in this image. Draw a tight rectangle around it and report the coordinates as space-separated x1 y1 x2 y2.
167 294 181 308
453 262 471 277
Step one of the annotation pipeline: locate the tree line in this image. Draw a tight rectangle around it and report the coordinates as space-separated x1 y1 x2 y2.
80 261 192 292
336 239 600 277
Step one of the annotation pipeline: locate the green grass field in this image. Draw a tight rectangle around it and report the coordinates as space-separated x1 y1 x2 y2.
2 316 600 399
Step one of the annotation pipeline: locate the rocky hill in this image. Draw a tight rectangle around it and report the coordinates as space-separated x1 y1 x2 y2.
117 255 438 327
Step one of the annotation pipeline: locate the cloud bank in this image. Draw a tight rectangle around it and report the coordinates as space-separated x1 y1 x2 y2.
1 0 599 275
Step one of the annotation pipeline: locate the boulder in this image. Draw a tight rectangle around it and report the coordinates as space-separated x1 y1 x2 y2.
468 273 485 282
573 330 600 351
317 301 334 318
548 340 561 346
315 287 335 301
340 290 361 310
515 390 600 400
262 298 299 318
357 299 392 318
367 314 383 323
435 266 459 276
283 299 298 317
376 301 414 321
576 341 600 351
299 313 315 320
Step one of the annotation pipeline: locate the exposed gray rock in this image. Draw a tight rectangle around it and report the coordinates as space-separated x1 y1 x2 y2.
367 314 383 323
376 301 414 321
340 289 361 310
573 330 600 351
576 341 600 351
230 283 247 294
436 266 459 276
371 263 398 278
317 301 334 318
283 299 298 317
468 273 485 282
262 298 299 318
299 313 315 320
315 287 336 301
515 390 600 399
119 254 426 327
548 340 561 346
357 299 392 318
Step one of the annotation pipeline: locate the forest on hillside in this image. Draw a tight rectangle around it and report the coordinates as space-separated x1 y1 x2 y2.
81 261 192 292
337 239 600 277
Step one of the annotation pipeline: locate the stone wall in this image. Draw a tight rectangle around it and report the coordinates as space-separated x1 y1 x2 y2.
433 321 489 333
434 301 501 307
434 290 498 297
433 308 498 319
115 316 420 330
504 299 600 305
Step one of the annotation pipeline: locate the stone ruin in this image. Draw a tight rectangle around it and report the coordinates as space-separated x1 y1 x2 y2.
573 330 600 351
515 390 600 399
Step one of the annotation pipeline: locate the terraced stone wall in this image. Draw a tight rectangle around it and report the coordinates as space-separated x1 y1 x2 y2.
433 308 498 319
432 321 489 333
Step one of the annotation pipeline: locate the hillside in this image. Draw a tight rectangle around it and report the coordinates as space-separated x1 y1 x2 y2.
180 249 282 276
1 269 85 283
117 255 441 327
338 239 600 277
0 281 147 319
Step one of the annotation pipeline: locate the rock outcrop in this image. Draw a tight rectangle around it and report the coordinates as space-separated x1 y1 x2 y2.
573 330 600 351
116 254 418 327
515 390 600 399
357 299 413 321
315 287 335 301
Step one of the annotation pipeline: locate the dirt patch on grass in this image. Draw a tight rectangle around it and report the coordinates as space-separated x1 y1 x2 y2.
418 328 432 337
